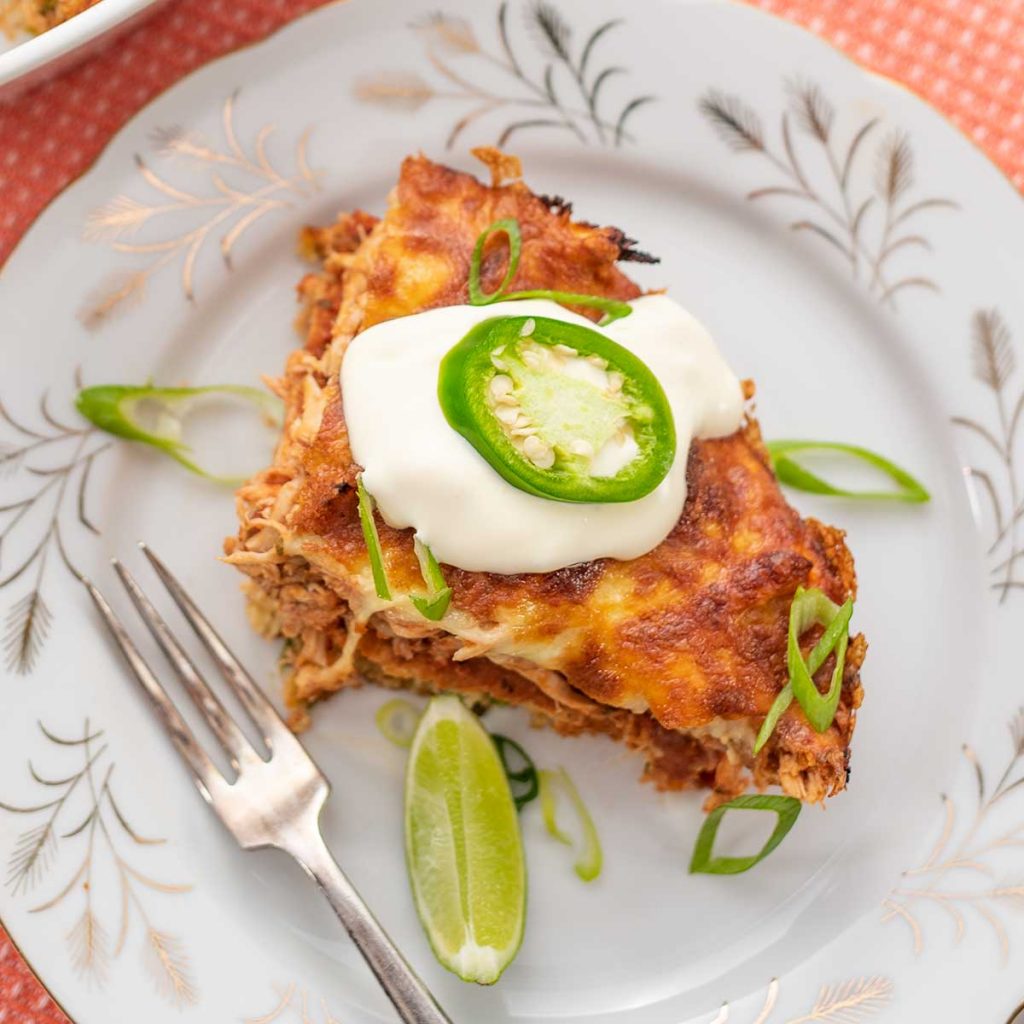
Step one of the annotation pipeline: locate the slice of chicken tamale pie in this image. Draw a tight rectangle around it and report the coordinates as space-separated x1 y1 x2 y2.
224 148 864 810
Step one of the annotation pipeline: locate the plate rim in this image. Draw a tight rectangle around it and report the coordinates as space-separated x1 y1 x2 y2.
0 0 161 92
1 1 1022 1021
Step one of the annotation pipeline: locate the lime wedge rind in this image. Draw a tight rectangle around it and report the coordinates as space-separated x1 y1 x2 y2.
404 695 526 985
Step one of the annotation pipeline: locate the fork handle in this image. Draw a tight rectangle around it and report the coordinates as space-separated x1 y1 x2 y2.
289 831 453 1024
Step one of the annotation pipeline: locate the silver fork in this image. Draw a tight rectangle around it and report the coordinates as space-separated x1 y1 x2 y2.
84 543 451 1024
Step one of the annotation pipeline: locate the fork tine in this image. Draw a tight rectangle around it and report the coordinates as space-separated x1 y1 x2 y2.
139 543 289 748
83 578 226 806
112 559 261 773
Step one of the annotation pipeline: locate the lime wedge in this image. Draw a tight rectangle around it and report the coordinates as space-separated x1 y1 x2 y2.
404 695 526 985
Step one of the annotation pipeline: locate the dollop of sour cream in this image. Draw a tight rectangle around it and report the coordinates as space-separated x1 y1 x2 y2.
341 296 743 574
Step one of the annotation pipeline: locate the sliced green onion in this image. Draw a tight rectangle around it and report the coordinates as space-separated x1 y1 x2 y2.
491 734 539 811
539 770 573 846
355 495 451 618
788 587 853 733
766 440 930 503
376 698 422 748
755 587 853 753
689 794 802 875
468 218 633 323
468 218 522 305
499 289 632 323
753 685 794 756
74 384 282 483
410 593 451 621
410 538 452 622
356 476 391 601
414 538 447 593
538 768 602 882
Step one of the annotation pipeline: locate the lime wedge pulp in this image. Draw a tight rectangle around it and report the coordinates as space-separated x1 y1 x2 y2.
404 695 526 985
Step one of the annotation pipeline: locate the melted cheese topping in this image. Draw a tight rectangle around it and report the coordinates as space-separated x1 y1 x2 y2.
341 296 743 573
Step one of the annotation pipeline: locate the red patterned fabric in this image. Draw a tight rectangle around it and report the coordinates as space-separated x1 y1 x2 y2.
0 938 69 1023
757 0 1024 189
1 0 1022 1017
0 0 331 265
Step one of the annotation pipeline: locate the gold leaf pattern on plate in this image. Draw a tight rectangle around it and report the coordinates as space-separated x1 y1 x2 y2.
953 309 1024 602
244 983 341 1024
0 719 196 1006
711 975 892 1023
81 91 320 327
0 372 114 676
355 2 654 150
883 708 1024 962
699 78 957 308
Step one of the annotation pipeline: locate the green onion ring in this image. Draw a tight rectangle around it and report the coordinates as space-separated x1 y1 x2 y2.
356 476 392 601
491 734 539 811
356 488 455 619
538 768 602 882
75 383 282 483
468 218 633 323
788 588 853 733
497 289 632 324
410 539 452 622
468 218 522 305
766 440 929 503
754 587 853 753
689 794 802 875
754 685 795 757
375 698 422 749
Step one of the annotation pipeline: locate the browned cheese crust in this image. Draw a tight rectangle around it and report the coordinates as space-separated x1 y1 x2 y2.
226 149 866 808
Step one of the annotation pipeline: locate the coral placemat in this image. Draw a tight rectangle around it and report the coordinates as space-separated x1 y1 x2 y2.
0 0 1022 1018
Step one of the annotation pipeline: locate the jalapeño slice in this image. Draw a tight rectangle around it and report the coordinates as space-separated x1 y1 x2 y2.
438 315 676 503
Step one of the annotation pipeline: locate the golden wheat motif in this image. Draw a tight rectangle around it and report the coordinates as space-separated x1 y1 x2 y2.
712 976 892 1023
883 709 1024 963
699 78 957 308
81 91 319 328
0 371 115 677
0 720 196 1006
952 309 1024 602
356 4 654 150
144 928 197 1009
244 983 341 1024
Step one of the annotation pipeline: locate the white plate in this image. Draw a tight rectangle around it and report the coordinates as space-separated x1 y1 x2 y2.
0 0 163 100
1 1 1022 1021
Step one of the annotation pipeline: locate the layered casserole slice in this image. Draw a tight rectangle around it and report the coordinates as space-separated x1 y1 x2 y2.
225 150 865 808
